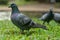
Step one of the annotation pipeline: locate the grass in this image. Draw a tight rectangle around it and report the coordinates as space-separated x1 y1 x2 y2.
0 0 39 6
0 18 60 40
14 0 39 6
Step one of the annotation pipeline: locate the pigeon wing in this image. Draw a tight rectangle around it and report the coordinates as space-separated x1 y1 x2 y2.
17 13 31 25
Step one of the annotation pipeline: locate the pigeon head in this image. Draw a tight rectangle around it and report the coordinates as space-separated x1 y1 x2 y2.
9 3 20 13
49 7 53 13
50 9 52 12
9 3 17 8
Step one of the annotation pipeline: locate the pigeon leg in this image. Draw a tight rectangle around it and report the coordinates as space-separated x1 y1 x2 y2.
47 21 50 25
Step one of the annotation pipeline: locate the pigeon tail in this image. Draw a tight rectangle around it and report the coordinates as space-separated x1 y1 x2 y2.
30 22 48 30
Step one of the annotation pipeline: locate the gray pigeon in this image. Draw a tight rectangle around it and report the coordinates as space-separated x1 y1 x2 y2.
9 3 48 33
53 13 60 23
39 8 54 24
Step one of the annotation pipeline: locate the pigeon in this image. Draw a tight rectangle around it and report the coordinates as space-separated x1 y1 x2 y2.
53 13 60 23
9 3 48 33
39 8 54 24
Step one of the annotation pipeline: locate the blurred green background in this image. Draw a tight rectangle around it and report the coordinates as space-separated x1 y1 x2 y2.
0 0 60 5
0 0 60 8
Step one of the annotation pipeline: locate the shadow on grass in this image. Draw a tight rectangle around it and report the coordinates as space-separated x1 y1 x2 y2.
4 30 36 36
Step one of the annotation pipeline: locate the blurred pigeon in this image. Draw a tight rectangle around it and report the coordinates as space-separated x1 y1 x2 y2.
39 8 54 24
53 13 60 23
9 3 48 33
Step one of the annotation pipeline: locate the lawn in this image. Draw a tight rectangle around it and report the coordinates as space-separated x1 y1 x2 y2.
14 0 39 6
0 18 60 40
